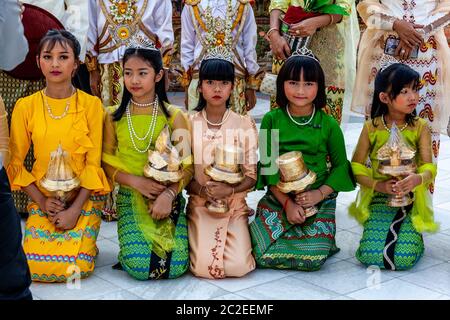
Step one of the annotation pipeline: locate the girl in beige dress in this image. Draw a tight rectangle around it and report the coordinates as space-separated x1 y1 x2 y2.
187 57 258 279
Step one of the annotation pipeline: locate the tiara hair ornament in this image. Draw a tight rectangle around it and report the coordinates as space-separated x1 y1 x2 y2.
200 0 235 64
379 54 400 72
288 45 319 63
127 34 159 51
203 46 234 63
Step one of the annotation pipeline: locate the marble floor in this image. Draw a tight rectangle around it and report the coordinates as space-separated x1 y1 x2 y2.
28 94 450 300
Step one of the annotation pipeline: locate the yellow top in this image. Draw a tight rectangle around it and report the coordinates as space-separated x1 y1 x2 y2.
0 96 8 167
7 89 111 195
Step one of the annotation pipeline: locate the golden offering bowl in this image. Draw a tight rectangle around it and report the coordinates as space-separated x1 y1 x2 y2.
204 144 245 214
143 164 183 185
276 151 318 218
205 196 229 214
204 166 244 214
143 125 183 187
40 177 80 205
276 151 307 182
204 165 244 185
379 161 416 207
277 170 316 194
40 144 80 207
214 144 243 172
377 123 417 207
40 176 80 193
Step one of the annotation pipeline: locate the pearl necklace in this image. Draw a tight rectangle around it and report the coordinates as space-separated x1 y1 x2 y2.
381 115 408 133
126 98 159 153
202 109 231 126
286 106 315 126
43 87 75 120
131 97 158 108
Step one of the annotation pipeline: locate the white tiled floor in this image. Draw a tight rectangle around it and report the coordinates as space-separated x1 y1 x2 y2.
29 95 450 300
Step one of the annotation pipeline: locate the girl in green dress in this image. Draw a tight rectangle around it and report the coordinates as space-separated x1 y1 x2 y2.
350 63 438 270
250 51 355 271
102 42 192 280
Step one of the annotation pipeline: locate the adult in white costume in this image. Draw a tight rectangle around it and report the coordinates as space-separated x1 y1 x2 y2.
352 0 450 163
86 0 174 106
180 0 262 114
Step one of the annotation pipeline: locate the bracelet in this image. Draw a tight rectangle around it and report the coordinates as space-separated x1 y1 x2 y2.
418 173 424 186
328 14 335 26
162 192 174 201
282 197 290 212
318 188 325 201
166 188 177 199
111 169 119 185
265 27 279 41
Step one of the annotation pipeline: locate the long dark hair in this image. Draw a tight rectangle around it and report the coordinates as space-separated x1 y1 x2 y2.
113 48 170 121
194 58 235 111
276 55 326 110
371 63 419 126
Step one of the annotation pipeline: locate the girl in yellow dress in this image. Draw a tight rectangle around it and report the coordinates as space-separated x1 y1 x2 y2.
7 30 110 282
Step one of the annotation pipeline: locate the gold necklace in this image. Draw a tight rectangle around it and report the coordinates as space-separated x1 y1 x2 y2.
201 109 231 126
381 115 409 133
43 87 75 120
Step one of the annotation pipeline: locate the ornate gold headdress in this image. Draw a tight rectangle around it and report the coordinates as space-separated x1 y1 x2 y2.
201 0 234 63
40 143 80 204
377 122 415 164
144 125 183 184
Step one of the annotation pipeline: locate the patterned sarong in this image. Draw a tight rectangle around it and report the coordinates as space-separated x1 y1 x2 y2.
23 195 105 283
250 191 339 271
356 193 424 271
116 187 189 280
